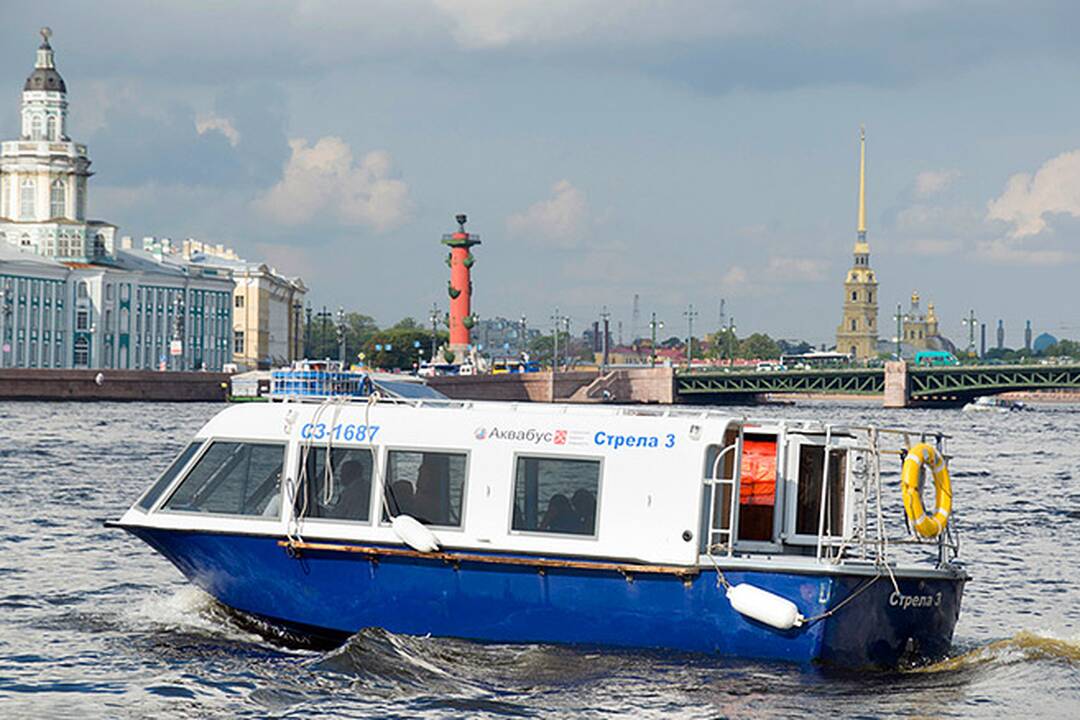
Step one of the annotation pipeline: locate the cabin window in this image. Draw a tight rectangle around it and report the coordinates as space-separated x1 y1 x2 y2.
794 445 846 536
738 436 778 542
383 450 466 527
137 441 203 511
162 441 284 518
511 456 600 536
297 447 374 522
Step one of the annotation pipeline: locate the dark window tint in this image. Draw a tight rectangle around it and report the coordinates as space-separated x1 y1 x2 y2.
163 442 284 517
296 447 374 522
384 450 466 527
137 441 203 511
795 446 847 536
513 457 600 536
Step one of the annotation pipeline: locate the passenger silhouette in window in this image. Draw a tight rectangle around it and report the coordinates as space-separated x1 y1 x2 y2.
387 480 415 517
571 488 597 534
540 494 578 533
335 459 371 520
412 460 445 524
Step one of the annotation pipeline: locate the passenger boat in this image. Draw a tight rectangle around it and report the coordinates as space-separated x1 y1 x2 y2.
962 396 1026 413
110 371 967 669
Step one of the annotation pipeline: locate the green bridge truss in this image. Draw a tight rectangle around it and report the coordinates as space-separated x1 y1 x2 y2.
675 364 1080 402
676 368 883 398
908 364 1080 400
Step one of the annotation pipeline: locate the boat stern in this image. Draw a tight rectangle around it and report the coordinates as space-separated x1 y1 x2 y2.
817 569 967 669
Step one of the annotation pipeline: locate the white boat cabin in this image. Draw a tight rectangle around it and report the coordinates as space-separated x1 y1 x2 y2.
121 399 876 568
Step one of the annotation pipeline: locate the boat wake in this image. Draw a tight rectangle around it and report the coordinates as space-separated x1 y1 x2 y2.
309 628 535 715
124 586 271 645
914 631 1080 673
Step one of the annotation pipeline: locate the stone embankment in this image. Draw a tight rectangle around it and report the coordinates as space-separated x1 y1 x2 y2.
429 367 675 404
0 369 230 401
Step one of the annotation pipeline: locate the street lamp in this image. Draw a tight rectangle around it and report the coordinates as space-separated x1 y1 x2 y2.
336 306 346 364
292 300 303 361
724 318 737 367
520 314 528 357
961 309 978 358
649 313 664 368
551 307 561 374
893 303 906 360
429 302 441 359
683 303 698 369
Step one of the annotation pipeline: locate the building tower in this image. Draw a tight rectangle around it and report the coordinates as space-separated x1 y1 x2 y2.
996 319 1005 350
0 29 116 259
442 213 480 361
835 127 879 360
1024 320 1032 352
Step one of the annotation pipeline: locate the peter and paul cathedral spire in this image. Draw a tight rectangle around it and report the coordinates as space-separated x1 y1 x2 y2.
857 125 867 243
836 125 879 361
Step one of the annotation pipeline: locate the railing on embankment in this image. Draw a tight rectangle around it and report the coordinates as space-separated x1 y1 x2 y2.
0 368 231 401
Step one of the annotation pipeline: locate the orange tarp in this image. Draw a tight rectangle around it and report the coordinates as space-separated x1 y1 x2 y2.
740 438 777 506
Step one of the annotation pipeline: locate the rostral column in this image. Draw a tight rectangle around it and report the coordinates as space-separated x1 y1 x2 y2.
442 214 480 361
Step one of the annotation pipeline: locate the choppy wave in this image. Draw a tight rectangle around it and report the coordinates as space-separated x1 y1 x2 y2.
3 400 1080 718
915 630 1080 673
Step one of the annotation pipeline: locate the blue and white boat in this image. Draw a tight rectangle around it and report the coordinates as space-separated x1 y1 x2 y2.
110 380 967 669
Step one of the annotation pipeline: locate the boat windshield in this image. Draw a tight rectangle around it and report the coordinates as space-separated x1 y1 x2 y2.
161 441 285 518
136 441 203 512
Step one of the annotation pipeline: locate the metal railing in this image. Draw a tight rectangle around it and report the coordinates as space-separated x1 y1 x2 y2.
701 422 961 569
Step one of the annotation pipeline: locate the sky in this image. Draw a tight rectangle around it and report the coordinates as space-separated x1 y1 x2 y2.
3 1 1080 348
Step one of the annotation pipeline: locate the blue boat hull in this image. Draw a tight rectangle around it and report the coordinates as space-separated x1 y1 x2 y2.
126 527 965 668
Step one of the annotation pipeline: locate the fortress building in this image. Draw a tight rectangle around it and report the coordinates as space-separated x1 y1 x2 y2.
835 127 879 360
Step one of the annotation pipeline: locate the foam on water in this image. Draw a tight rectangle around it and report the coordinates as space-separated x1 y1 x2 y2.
917 630 1080 673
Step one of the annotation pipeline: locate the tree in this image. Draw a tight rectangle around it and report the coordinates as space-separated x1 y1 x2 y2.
777 339 814 355
706 328 739 361
362 327 438 370
737 333 781 360
528 332 574 368
1041 339 1080 359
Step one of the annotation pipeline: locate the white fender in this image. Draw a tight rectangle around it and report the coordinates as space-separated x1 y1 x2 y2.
726 583 804 630
392 515 440 553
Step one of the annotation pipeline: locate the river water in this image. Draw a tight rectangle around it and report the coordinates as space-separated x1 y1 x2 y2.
0 400 1077 718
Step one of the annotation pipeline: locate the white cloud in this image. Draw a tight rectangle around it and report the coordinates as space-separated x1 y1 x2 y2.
195 113 241 147
913 169 959 199
719 265 749 293
986 150 1080 238
507 179 589 248
974 238 1071 265
253 137 411 231
766 256 828 282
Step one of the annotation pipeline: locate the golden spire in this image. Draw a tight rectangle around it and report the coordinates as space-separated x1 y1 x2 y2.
857 125 867 240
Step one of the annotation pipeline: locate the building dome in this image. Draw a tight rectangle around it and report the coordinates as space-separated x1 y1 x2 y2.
24 66 66 93
24 32 66 93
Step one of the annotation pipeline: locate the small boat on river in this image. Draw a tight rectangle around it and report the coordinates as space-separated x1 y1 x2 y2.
110 367 967 668
962 396 1026 413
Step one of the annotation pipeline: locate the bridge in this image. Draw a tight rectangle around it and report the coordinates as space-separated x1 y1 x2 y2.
675 363 1080 407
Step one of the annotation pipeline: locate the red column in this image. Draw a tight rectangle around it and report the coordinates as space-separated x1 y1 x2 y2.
441 215 481 356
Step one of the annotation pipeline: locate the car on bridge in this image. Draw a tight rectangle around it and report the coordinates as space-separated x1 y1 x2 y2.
914 351 960 367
